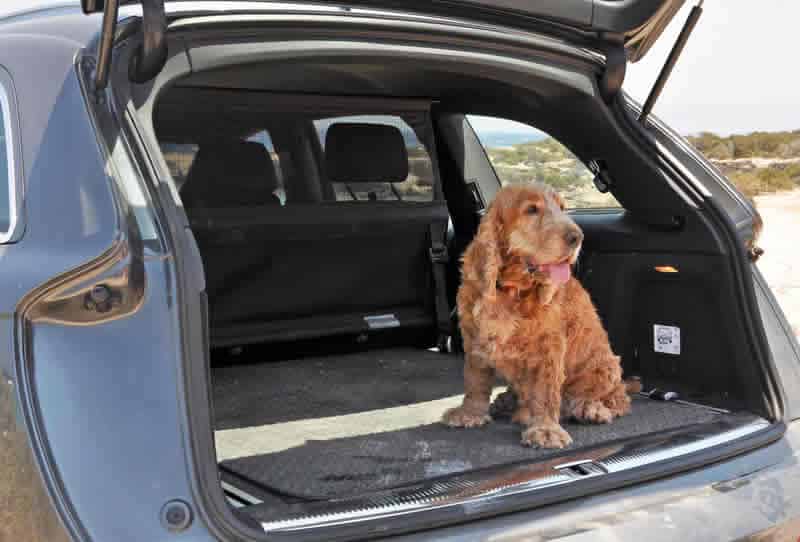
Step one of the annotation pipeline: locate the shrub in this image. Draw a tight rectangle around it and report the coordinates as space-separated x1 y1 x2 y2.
487 130 800 200
727 167 796 198
688 130 800 159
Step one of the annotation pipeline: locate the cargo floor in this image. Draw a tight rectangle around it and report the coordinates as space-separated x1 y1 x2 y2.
212 347 722 499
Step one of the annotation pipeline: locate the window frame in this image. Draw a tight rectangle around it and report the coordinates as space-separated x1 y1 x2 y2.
0 67 21 244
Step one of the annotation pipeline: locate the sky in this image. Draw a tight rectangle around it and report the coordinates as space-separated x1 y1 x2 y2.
3 1 798 136
473 1 800 137
625 1 800 136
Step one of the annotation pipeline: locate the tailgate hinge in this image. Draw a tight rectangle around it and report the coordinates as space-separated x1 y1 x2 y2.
598 38 626 104
81 0 168 95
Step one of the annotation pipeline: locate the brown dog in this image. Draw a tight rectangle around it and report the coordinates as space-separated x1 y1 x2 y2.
442 183 631 448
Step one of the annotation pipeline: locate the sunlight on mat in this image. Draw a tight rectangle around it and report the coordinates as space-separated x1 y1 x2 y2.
215 387 507 460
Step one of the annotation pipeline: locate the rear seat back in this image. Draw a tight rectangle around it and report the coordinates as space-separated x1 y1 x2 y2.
182 141 281 207
185 121 449 348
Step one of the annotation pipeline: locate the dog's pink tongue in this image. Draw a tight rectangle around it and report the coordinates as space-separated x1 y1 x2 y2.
540 263 571 285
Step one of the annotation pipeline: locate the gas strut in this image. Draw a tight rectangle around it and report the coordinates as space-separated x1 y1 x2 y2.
639 1 704 123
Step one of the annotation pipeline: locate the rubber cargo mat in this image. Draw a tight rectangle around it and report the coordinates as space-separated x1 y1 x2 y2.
214 348 720 499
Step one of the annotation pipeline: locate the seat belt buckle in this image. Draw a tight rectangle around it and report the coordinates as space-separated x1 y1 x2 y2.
429 244 449 264
436 333 451 353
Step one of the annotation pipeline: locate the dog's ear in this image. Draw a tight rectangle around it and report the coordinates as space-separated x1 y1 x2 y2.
467 197 506 302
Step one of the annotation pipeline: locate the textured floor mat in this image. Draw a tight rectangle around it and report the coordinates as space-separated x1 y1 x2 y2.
214 349 721 499
213 348 466 430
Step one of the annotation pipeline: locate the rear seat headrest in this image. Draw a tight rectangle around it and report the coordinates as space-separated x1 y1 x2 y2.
182 140 280 208
325 123 409 183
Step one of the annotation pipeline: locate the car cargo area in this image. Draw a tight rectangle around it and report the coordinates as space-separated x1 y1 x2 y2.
206 342 765 533
147 51 772 535
213 347 732 507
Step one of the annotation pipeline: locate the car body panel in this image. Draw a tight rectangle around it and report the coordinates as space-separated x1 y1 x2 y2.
755 268 800 422
2 5 800 542
0 14 211 541
390 421 800 541
84 0 683 61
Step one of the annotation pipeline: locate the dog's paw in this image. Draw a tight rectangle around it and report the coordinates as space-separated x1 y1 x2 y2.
521 423 572 449
489 389 518 419
569 399 613 424
442 406 491 428
603 388 632 417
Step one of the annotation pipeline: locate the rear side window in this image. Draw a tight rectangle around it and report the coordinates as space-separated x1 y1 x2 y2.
161 129 286 205
468 115 621 209
314 116 435 202
161 143 199 187
247 130 287 205
0 79 17 241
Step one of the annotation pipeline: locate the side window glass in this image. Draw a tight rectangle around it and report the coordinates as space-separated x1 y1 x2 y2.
314 116 435 202
468 115 621 209
0 82 16 241
161 129 286 205
161 143 199 187
247 130 286 205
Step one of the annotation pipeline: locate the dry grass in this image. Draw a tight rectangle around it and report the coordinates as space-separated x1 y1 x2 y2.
721 163 800 198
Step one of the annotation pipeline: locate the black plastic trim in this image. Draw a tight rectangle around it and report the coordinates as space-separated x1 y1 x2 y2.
598 43 626 103
592 0 672 32
128 0 168 83
81 0 105 14
612 96 784 423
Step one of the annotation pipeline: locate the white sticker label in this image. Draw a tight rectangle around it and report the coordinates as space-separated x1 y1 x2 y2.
653 324 681 355
364 314 400 329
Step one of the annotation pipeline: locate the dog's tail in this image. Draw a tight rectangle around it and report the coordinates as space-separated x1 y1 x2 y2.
624 377 643 394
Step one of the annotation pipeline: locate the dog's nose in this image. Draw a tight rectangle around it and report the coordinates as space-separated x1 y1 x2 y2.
565 229 583 248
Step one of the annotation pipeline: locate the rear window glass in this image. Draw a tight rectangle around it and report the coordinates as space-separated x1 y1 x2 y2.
314 116 435 202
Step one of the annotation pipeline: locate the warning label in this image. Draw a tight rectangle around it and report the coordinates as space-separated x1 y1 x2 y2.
653 324 681 355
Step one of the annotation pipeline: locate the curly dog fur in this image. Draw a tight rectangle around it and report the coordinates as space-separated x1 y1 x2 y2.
442 183 633 448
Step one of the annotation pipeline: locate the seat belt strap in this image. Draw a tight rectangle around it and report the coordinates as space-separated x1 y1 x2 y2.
429 222 452 346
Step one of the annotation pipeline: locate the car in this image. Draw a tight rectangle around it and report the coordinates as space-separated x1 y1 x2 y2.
2 1 799 540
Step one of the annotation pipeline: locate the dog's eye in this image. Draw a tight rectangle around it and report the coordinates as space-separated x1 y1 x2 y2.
526 205 539 215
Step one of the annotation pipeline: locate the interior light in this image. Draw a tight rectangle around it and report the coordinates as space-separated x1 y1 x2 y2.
654 266 679 273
